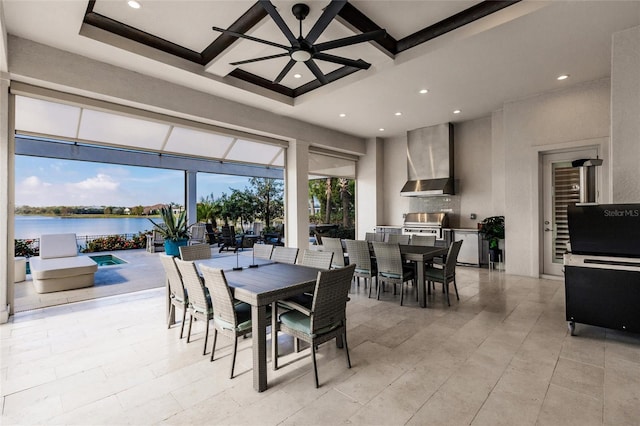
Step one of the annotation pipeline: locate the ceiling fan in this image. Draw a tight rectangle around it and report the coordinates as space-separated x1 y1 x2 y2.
212 0 386 85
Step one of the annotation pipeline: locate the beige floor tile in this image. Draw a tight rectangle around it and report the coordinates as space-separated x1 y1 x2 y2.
603 355 640 426
537 384 603 426
282 388 361 425
551 357 604 400
471 367 548 426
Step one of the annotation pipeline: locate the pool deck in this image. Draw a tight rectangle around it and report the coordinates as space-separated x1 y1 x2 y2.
13 246 242 313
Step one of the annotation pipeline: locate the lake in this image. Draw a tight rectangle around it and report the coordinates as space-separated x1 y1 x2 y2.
15 215 160 239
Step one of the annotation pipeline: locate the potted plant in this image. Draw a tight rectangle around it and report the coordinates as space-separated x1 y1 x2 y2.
148 204 189 256
479 215 505 263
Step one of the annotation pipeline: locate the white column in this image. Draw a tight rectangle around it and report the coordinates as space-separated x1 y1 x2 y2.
285 140 310 250
1 74 14 322
185 170 197 225
356 138 384 238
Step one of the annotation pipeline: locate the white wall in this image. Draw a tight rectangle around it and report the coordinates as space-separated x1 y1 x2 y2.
502 78 611 276
611 25 640 203
455 117 493 229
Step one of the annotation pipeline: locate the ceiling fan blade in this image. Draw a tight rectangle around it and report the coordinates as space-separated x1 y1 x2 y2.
305 59 329 85
314 29 387 52
212 26 289 50
273 59 296 84
305 0 347 44
230 52 290 66
259 0 298 46
314 53 370 70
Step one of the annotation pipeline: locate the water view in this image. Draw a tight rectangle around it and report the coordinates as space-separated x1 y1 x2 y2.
15 215 157 239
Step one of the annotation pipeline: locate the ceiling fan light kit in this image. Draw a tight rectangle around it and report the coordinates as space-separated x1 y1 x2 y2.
212 0 386 85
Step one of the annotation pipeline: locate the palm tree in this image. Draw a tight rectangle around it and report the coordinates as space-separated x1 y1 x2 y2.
338 178 351 227
324 177 333 224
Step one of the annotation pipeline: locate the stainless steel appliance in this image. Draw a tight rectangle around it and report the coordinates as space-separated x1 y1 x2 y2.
402 212 449 241
401 123 454 196
564 203 640 335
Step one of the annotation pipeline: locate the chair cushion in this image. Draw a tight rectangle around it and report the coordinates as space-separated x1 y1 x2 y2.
29 255 98 279
39 234 78 259
279 310 340 337
425 267 450 281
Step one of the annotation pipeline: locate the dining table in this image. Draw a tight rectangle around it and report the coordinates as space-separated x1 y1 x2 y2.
398 244 448 308
361 242 448 308
193 256 322 392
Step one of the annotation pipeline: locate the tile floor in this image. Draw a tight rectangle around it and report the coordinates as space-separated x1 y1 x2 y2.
2 262 640 425
14 249 165 313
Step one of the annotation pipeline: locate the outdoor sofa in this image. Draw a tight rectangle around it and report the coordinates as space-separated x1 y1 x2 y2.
28 233 98 293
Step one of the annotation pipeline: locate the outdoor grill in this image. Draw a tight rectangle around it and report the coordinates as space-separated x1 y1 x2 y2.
564 203 640 335
402 212 449 241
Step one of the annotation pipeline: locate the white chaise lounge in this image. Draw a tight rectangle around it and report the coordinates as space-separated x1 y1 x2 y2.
29 233 98 294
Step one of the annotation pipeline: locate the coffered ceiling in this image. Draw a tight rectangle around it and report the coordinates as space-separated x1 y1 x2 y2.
2 1 640 138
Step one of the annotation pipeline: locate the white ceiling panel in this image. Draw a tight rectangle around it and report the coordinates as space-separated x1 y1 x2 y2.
225 139 283 165
164 127 235 158
77 109 170 151
14 96 81 138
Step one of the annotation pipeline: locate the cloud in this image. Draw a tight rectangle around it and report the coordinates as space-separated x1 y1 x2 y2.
20 176 52 190
68 174 120 191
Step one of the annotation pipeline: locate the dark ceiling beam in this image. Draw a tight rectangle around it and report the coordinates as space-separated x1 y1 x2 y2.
202 2 268 64
397 0 521 53
82 0 521 99
83 0 203 64
335 2 397 56
293 66 362 97
227 69 295 97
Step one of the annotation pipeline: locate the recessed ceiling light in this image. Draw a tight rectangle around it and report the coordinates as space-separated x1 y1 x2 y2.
379 128 385 132
293 73 302 79
339 113 346 118
453 109 461 114
557 74 569 80
128 0 141 9
394 112 402 116
419 89 429 94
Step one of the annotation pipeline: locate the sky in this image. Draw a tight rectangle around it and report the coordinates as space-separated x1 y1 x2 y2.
15 156 252 207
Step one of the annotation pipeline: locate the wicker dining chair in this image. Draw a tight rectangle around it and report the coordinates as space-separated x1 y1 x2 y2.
179 243 212 261
344 239 376 294
200 265 270 378
270 246 299 264
365 232 384 243
253 243 274 260
410 234 436 246
371 242 415 305
277 264 356 388
159 254 188 338
297 249 334 270
321 237 346 268
388 234 410 245
425 240 463 306
174 258 213 355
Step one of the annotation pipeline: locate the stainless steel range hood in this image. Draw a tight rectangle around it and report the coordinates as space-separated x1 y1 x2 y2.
401 123 454 196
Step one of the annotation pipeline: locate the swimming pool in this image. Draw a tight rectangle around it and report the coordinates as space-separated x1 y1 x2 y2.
89 254 128 266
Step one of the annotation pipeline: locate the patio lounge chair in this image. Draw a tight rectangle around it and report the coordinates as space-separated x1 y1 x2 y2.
219 225 241 253
29 233 98 294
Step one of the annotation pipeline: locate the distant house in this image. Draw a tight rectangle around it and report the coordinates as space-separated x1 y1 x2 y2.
124 208 131 215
